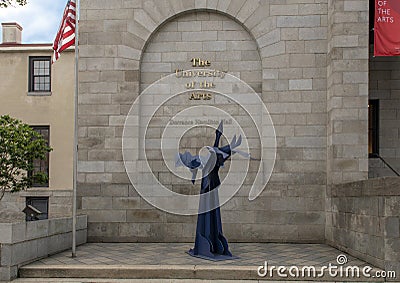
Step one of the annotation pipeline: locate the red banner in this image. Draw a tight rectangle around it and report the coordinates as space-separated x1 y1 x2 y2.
374 0 400 56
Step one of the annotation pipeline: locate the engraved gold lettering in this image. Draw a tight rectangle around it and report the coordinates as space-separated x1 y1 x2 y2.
191 58 211 67
188 92 213 100
175 69 182 78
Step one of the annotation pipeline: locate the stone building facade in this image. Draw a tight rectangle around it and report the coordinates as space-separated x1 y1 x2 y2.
77 0 398 245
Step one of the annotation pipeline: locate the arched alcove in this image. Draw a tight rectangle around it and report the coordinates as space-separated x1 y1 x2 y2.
138 11 263 195
140 10 262 93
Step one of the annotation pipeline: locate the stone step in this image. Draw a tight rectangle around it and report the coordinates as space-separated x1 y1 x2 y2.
11 279 388 283
12 280 385 283
19 264 385 282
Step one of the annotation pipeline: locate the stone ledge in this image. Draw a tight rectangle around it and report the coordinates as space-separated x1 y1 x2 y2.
0 216 87 245
0 216 87 281
331 177 400 197
328 177 400 281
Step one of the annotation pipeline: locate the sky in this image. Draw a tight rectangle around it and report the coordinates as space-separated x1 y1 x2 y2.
0 0 66 43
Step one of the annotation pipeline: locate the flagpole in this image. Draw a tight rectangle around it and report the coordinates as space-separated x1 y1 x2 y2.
72 0 80 258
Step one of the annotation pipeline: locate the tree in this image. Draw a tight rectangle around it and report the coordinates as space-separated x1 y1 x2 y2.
0 0 27 8
0 115 52 201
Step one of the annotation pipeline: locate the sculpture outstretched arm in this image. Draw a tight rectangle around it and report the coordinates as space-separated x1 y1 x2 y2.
217 134 240 161
213 121 223 147
219 134 258 161
176 151 201 184
231 134 242 149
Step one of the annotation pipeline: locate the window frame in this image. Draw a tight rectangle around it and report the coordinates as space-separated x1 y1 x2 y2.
368 99 380 158
28 56 52 94
29 125 50 187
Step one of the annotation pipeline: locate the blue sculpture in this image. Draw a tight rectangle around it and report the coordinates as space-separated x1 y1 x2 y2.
176 121 252 261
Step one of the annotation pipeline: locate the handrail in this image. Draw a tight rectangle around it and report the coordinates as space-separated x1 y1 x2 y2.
371 153 400 177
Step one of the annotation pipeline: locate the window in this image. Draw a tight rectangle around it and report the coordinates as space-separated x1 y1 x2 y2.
369 100 379 157
29 57 51 92
25 197 49 221
30 126 50 187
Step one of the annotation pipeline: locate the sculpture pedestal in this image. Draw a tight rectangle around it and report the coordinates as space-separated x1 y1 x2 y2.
187 206 238 261
187 249 238 261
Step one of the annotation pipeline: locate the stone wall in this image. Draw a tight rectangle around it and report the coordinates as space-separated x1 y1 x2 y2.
78 0 370 242
326 177 400 279
0 215 87 281
369 53 400 178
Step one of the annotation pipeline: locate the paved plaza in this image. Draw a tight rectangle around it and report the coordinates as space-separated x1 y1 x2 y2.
24 243 366 267
18 243 388 282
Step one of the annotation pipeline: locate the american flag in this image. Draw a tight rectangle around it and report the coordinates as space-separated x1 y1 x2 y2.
52 0 76 63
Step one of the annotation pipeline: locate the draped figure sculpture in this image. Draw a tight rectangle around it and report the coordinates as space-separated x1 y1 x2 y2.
176 121 252 261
